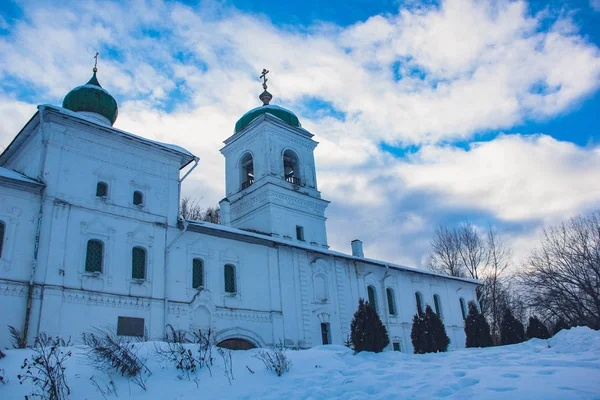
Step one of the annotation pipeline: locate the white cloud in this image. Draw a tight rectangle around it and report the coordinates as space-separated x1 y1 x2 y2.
1 0 600 268
396 134 600 221
591 0 600 12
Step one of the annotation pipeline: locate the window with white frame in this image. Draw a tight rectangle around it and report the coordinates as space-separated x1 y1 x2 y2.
192 258 204 289
131 246 146 280
386 287 397 315
433 294 443 318
459 297 467 320
96 181 108 197
85 239 104 273
133 191 144 206
0 220 5 258
224 264 236 293
415 291 424 315
367 285 378 311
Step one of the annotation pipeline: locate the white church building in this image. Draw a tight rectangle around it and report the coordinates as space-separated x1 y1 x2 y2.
0 67 479 352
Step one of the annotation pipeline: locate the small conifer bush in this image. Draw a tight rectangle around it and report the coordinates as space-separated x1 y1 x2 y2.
526 316 551 340
464 301 493 348
552 318 570 336
500 308 525 345
411 305 450 353
350 298 389 353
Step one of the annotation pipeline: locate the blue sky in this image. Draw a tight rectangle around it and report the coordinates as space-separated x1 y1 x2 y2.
0 0 599 267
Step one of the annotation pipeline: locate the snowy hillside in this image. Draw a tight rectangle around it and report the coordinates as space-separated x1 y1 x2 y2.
1 327 599 399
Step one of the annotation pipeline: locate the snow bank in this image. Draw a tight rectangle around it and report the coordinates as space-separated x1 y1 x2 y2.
1 328 598 399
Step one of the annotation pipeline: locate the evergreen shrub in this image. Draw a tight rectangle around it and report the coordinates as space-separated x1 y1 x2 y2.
526 316 551 340
350 298 389 353
411 305 450 353
500 308 525 345
464 301 493 348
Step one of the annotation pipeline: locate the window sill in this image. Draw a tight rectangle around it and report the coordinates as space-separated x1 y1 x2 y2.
131 279 146 284
83 271 102 278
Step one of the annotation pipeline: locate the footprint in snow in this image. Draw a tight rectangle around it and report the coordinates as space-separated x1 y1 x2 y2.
488 387 517 392
501 373 520 378
535 369 556 375
453 371 467 377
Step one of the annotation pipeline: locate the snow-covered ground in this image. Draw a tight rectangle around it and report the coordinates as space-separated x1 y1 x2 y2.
1 327 599 399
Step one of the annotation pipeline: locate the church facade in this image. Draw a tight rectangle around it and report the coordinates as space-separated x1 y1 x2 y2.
0 68 479 352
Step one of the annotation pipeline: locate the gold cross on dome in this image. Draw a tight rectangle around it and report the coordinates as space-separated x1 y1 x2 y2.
259 68 269 90
93 52 99 72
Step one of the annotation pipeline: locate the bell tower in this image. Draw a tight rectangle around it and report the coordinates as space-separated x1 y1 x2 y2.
220 70 329 247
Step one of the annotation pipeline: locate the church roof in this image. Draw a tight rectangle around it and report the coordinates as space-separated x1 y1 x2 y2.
62 69 118 126
234 104 301 134
0 105 197 170
0 166 43 186
185 219 481 285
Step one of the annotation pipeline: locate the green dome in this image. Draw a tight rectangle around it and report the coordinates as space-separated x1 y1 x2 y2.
234 104 300 133
62 70 118 125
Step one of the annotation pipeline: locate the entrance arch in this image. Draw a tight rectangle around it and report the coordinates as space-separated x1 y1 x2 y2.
217 338 257 350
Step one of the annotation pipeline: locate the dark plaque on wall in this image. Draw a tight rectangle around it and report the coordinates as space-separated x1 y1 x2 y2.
117 316 145 337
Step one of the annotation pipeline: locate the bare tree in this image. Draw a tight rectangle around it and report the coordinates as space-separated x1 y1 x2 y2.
202 206 220 224
180 197 204 221
457 223 488 281
428 222 515 330
427 226 464 277
480 226 512 338
180 197 220 224
521 211 600 330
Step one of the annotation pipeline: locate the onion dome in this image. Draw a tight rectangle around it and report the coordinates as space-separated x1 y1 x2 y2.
234 68 301 133
234 104 301 134
62 66 118 126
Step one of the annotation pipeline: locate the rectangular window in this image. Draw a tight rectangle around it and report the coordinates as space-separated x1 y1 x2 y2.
393 342 401 352
320 323 331 345
133 191 144 206
192 258 204 288
224 264 236 293
386 288 396 315
85 239 103 273
368 286 378 311
117 316 145 337
0 221 5 258
296 226 304 241
132 247 146 280
96 182 108 197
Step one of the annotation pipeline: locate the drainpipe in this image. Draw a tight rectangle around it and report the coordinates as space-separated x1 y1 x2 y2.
163 157 197 336
163 221 188 336
177 157 199 217
23 106 49 346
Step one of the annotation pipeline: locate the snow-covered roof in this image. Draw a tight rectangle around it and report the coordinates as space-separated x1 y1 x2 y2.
42 105 197 165
186 220 480 285
0 167 43 185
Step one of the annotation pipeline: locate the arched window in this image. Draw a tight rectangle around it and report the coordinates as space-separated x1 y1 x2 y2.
96 181 108 197
133 191 144 206
283 149 300 185
192 258 204 289
0 221 5 258
132 246 146 280
367 285 378 311
386 288 397 315
459 297 467 320
85 239 104 273
224 264 236 293
314 274 327 302
433 294 443 318
415 291 424 315
240 153 254 189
